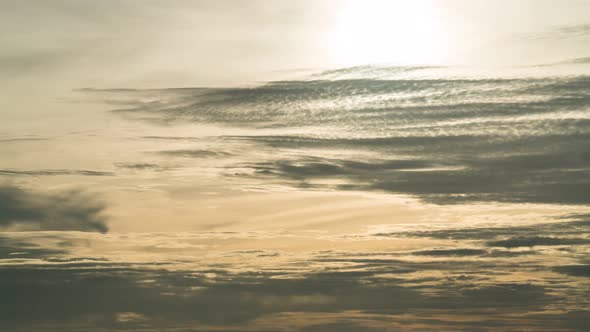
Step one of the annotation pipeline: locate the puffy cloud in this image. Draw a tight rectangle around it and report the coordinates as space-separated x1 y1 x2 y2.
0 185 108 232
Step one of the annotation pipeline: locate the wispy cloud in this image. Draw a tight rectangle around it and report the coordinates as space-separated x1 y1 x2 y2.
487 236 590 248
154 149 232 158
528 23 590 40
0 169 114 177
113 162 161 170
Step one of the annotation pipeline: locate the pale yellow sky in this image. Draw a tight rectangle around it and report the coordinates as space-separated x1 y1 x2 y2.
1 0 590 89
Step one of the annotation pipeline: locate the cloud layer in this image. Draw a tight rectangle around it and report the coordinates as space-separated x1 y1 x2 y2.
1 213 590 331
91 66 590 205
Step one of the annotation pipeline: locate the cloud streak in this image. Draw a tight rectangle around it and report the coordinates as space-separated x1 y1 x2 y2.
0 169 114 177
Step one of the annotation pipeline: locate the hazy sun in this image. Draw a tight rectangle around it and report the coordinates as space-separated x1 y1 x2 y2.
330 0 447 66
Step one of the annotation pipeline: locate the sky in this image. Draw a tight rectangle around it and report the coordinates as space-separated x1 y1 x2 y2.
2 1 590 331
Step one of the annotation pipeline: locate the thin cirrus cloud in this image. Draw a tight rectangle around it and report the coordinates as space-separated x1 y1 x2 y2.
0 169 114 177
528 23 590 40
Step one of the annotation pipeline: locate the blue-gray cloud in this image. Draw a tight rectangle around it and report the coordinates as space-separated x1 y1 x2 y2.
379 214 590 240
92 69 590 206
0 263 567 331
0 185 108 232
0 210 588 332
487 236 590 248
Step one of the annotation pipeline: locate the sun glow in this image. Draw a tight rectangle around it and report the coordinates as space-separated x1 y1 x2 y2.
330 0 448 66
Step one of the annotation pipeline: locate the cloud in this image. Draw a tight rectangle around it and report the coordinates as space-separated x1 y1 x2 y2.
379 214 590 241
0 222 586 331
0 185 108 232
154 149 231 158
236 145 590 205
554 265 590 277
0 169 114 177
0 263 560 331
528 23 590 40
542 56 590 66
0 236 66 259
91 72 590 206
487 237 590 248
0 137 49 143
99 75 590 130
114 162 161 170
411 248 488 256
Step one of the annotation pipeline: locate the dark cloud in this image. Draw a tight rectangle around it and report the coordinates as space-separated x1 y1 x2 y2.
486 249 537 258
0 185 108 232
0 169 114 177
299 322 390 332
0 263 563 331
411 248 488 256
155 149 231 158
0 236 66 259
379 214 590 241
141 135 205 141
554 265 590 277
113 162 161 170
91 73 590 205
237 145 590 205
487 236 590 248
0 224 586 331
